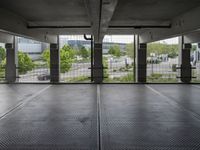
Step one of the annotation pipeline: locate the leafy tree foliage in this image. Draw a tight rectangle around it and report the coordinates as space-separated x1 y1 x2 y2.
125 42 179 58
18 51 35 74
42 49 50 66
103 57 109 79
0 47 6 63
42 45 75 73
191 45 197 52
79 46 89 58
125 43 134 58
147 43 178 58
60 45 75 73
108 44 121 57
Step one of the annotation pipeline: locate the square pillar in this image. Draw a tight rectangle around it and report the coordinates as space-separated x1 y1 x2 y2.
5 43 16 83
94 43 103 83
181 43 192 83
50 43 59 83
136 43 147 83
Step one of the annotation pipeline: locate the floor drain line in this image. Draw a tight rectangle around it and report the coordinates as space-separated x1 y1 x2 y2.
146 85 200 121
0 85 51 120
97 84 102 150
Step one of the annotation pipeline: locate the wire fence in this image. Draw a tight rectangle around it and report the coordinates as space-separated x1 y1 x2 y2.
103 56 135 83
60 63 91 83
146 58 179 83
0 66 5 82
18 66 50 83
191 62 200 83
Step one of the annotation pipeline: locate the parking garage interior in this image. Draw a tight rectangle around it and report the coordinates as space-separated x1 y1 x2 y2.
1 0 200 149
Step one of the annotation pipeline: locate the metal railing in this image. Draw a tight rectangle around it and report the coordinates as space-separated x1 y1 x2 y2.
191 62 200 83
147 61 179 83
0 66 5 82
103 57 135 83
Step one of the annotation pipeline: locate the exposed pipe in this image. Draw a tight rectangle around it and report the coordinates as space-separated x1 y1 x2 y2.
84 34 92 40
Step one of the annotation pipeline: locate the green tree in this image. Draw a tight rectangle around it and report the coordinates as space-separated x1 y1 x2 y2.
0 47 6 63
42 49 50 66
60 45 75 73
125 43 134 58
79 46 89 59
42 45 75 73
147 43 178 58
108 44 121 57
18 51 35 74
103 57 109 79
191 45 197 52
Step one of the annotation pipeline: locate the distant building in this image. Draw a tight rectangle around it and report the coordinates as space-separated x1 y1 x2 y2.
59 37 127 54
17 37 49 60
2 37 128 60
103 42 126 53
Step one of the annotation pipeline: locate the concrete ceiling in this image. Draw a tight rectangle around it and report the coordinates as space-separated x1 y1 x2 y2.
0 0 200 43
111 0 200 22
1 0 90 26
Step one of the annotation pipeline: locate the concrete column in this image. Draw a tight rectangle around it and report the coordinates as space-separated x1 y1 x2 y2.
181 43 192 83
136 42 147 83
50 43 59 83
94 43 103 83
5 43 16 83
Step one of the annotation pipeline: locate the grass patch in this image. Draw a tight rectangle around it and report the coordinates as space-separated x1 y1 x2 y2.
147 73 177 83
65 76 90 82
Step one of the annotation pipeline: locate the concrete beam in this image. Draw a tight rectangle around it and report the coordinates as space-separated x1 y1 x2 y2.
0 8 91 43
0 8 50 42
99 0 118 41
0 31 14 43
107 28 146 35
84 0 118 43
84 0 101 42
184 30 200 43
109 20 171 27
140 6 200 43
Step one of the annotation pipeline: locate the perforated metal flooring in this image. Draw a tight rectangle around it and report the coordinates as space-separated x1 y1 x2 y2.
0 84 97 150
0 84 200 149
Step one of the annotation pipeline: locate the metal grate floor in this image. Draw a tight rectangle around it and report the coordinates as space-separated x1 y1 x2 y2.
0 84 200 149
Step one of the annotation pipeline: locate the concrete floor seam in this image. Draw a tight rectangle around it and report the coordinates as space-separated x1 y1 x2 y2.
97 84 102 150
145 85 200 122
0 85 51 121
